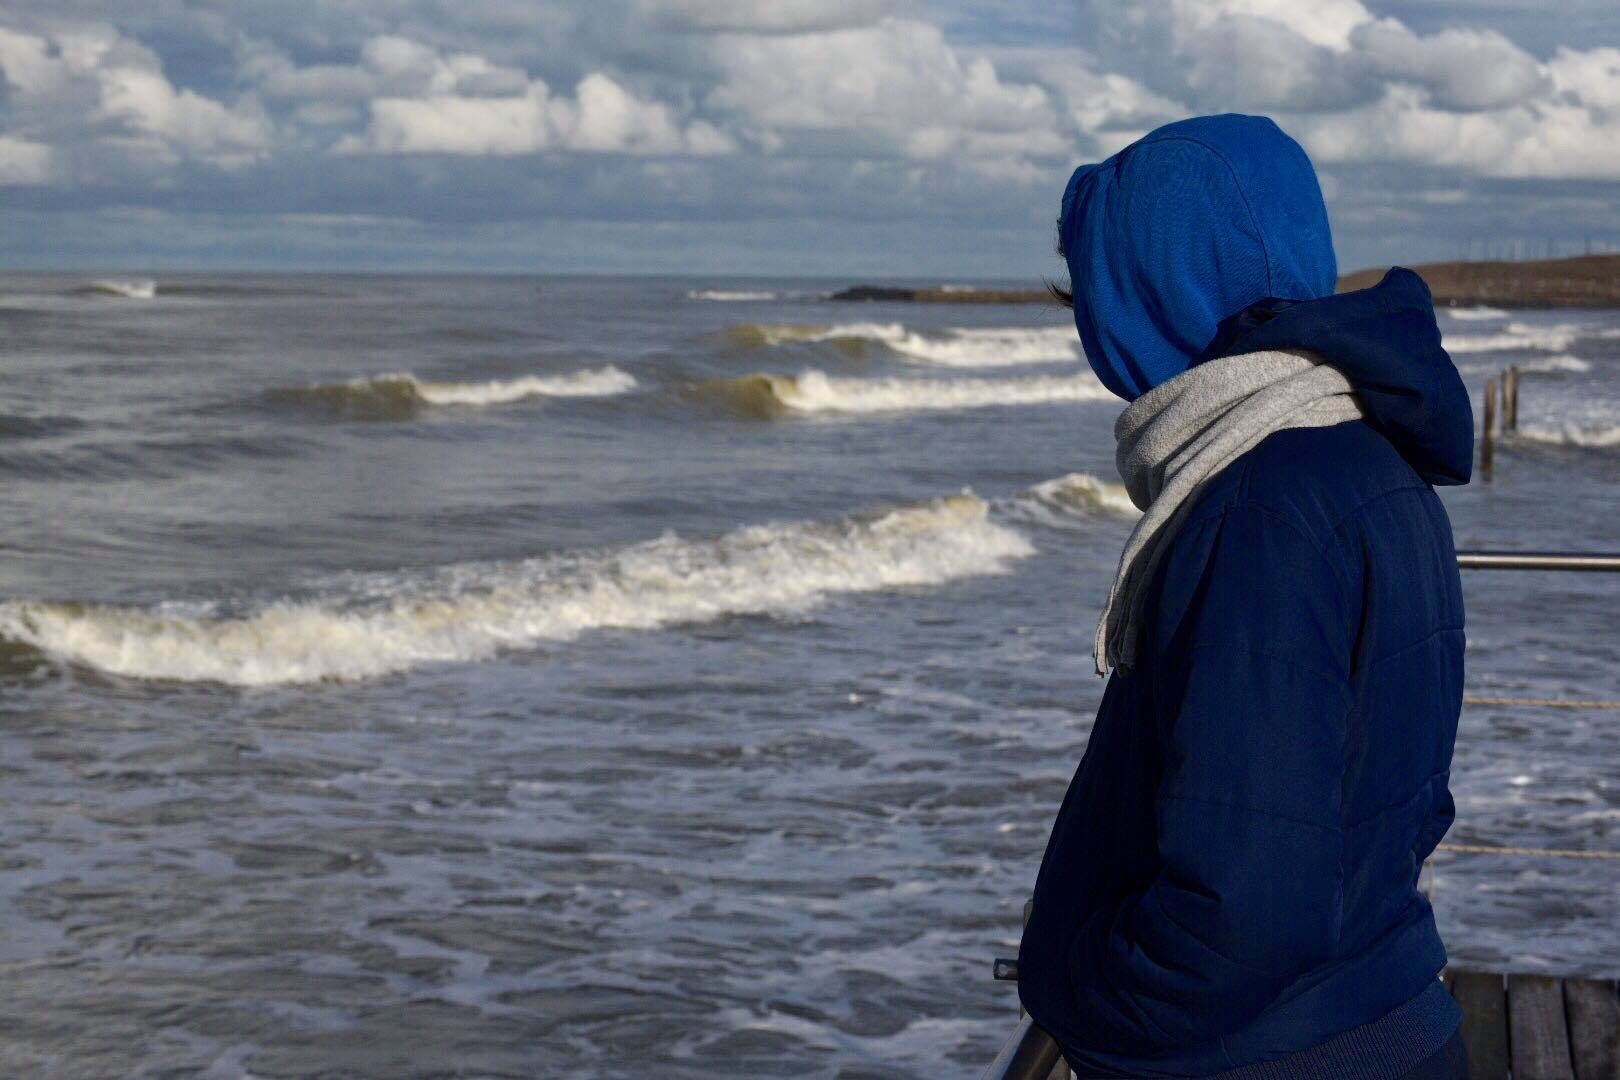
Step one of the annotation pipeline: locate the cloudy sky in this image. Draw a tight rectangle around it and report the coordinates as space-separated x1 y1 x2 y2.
3 0 1620 277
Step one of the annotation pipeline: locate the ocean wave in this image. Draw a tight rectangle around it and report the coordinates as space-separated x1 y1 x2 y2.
0 495 1033 685
159 282 336 300
273 367 636 419
1515 422 1620 449
1458 353 1591 375
728 321 1081 367
1443 305 1508 321
697 370 1110 418
0 432 314 483
1443 322 1579 354
0 414 84 441
1006 472 1139 527
689 289 778 302
80 279 157 299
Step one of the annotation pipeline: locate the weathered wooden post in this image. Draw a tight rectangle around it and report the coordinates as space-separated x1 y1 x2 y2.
1504 365 1519 432
1481 379 1496 481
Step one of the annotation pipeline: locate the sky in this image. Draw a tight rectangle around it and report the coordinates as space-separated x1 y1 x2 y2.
3 1 1620 278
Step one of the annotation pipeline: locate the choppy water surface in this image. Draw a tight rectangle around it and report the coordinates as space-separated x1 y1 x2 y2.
0 273 1616 1077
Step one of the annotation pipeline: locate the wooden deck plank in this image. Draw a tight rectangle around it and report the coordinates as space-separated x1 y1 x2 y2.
1446 969 1509 1080
1509 973 1576 1080
1564 979 1620 1080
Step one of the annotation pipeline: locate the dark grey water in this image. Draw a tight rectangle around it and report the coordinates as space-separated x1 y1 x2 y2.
0 273 1615 1077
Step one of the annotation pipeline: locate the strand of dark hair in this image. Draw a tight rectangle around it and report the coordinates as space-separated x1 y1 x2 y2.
1046 216 1074 308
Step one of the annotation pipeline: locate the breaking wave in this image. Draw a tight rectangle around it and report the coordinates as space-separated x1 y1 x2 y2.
0 495 1033 685
1003 473 1139 528
1515 422 1620 449
1443 322 1579 354
697 370 1110 418
1443 306 1508 321
689 289 778 302
273 367 636 419
1458 353 1591 376
80 279 157 300
728 321 1081 367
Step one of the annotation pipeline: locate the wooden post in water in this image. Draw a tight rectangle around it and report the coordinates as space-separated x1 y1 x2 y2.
1481 378 1496 481
1504 365 1519 432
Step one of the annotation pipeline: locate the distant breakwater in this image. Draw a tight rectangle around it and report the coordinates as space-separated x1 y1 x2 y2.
827 285 1053 304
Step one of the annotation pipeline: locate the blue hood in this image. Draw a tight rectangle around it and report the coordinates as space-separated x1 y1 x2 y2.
1198 265 1475 486
1060 113 1338 400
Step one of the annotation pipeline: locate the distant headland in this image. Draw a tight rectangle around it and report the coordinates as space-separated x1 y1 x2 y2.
1336 253 1620 308
829 253 1620 308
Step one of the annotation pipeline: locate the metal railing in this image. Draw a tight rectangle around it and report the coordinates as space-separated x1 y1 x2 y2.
981 549 1620 1080
1456 550 1620 571
980 1016 1065 1080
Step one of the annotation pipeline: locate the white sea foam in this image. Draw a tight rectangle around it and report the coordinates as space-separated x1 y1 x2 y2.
280 366 636 416
1458 353 1591 375
1443 321 1580 354
1443 306 1508 321
734 321 1082 367
688 289 778 302
412 367 636 404
881 325 1082 367
85 279 157 299
0 494 1033 685
1517 353 1591 373
701 370 1111 416
1515 422 1620 449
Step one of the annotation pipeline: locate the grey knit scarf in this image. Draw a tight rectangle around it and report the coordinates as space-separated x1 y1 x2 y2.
1094 348 1366 676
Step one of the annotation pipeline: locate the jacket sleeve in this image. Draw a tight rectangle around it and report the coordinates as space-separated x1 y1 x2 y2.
1065 502 1358 1056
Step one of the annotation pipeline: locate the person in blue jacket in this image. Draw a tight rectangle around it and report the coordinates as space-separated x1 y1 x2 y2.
1020 113 1475 1079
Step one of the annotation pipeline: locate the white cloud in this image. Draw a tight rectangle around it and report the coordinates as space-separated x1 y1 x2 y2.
1164 0 1371 51
340 67 732 156
645 0 896 32
0 26 67 95
1178 14 1372 111
1082 0 1620 180
1353 19 1547 112
704 17 1065 175
1547 46 1620 115
97 64 271 160
1034 63 1187 156
0 23 269 166
0 134 51 184
5 0 1620 273
1292 82 1620 181
243 34 531 103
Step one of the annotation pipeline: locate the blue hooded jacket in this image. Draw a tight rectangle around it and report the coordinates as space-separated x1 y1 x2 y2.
1018 114 1474 1078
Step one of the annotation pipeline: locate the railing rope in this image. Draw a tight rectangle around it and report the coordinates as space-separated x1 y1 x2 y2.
1436 842 1620 860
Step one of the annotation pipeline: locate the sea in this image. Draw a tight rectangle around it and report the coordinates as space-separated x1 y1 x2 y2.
0 272 1615 1078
